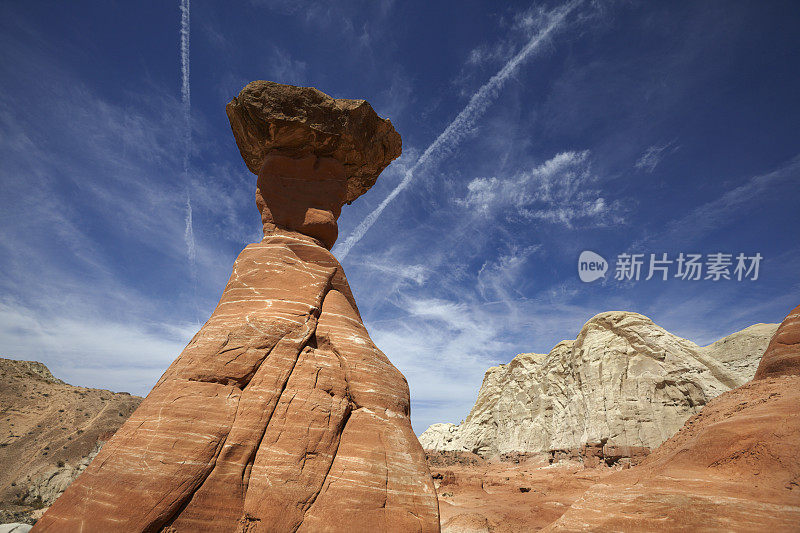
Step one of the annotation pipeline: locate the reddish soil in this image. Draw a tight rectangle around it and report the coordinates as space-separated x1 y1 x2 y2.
427 375 800 532
427 451 620 532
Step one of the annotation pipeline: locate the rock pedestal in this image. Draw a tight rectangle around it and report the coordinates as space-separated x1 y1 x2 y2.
33 81 439 533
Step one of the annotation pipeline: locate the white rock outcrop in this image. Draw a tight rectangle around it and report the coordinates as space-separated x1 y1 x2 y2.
23 444 102 507
0 524 32 533
419 312 777 457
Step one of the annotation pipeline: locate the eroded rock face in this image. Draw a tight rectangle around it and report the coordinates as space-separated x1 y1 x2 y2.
419 312 777 459
544 304 800 532
255 153 347 249
33 83 437 532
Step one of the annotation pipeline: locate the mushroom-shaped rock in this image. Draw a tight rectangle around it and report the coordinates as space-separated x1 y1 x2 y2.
226 81 402 249
32 83 438 533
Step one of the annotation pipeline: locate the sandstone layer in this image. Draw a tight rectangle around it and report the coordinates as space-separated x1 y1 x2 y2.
0 359 141 524
545 304 800 532
754 304 800 379
419 312 776 460
33 83 438 532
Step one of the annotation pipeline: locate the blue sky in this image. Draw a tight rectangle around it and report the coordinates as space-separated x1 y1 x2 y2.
1 1 798 434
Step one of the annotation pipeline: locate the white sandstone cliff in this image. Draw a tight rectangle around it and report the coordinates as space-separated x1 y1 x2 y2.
419 312 777 457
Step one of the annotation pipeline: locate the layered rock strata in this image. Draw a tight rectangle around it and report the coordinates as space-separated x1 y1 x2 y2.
419 312 776 461
34 82 438 532
754 304 800 379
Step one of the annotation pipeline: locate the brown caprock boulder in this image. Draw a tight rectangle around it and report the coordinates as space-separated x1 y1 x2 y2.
33 81 439 533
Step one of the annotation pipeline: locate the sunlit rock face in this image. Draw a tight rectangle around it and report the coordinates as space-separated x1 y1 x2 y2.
33 82 439 533
420 312 777 461
545 304 800 532
754 304 800 380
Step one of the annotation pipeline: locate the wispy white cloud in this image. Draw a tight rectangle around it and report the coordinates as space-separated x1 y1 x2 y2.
0 24 257 392
455 3 582 91
180 0 197 286
477 245 540 304
457 150 622 228
0 301 194 394
635 140 677 173
267 46 308 85
361 259 429 286
333 0 583 260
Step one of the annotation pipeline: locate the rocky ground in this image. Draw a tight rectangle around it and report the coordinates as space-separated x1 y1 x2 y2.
0 358 141 525
2 305 797 531
545 374 800 532
428 376 800 532
427 451 621 532
428 305 800 532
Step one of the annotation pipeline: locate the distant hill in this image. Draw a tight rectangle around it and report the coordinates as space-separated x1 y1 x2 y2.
0 358 141 524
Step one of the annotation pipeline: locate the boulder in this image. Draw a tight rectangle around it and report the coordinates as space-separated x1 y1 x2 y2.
226 80 402 204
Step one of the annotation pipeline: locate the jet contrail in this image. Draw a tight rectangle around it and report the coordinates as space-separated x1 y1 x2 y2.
180 0 196 280
184 194 196 275
332 1 581 260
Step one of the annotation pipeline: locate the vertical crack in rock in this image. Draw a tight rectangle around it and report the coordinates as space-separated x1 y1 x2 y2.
241 314 320 496
158 335 282 531
293 342 355 530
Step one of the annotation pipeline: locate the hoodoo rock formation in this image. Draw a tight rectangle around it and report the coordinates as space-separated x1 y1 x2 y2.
420 312 777 462
545 304 800 531
33 81 439 532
